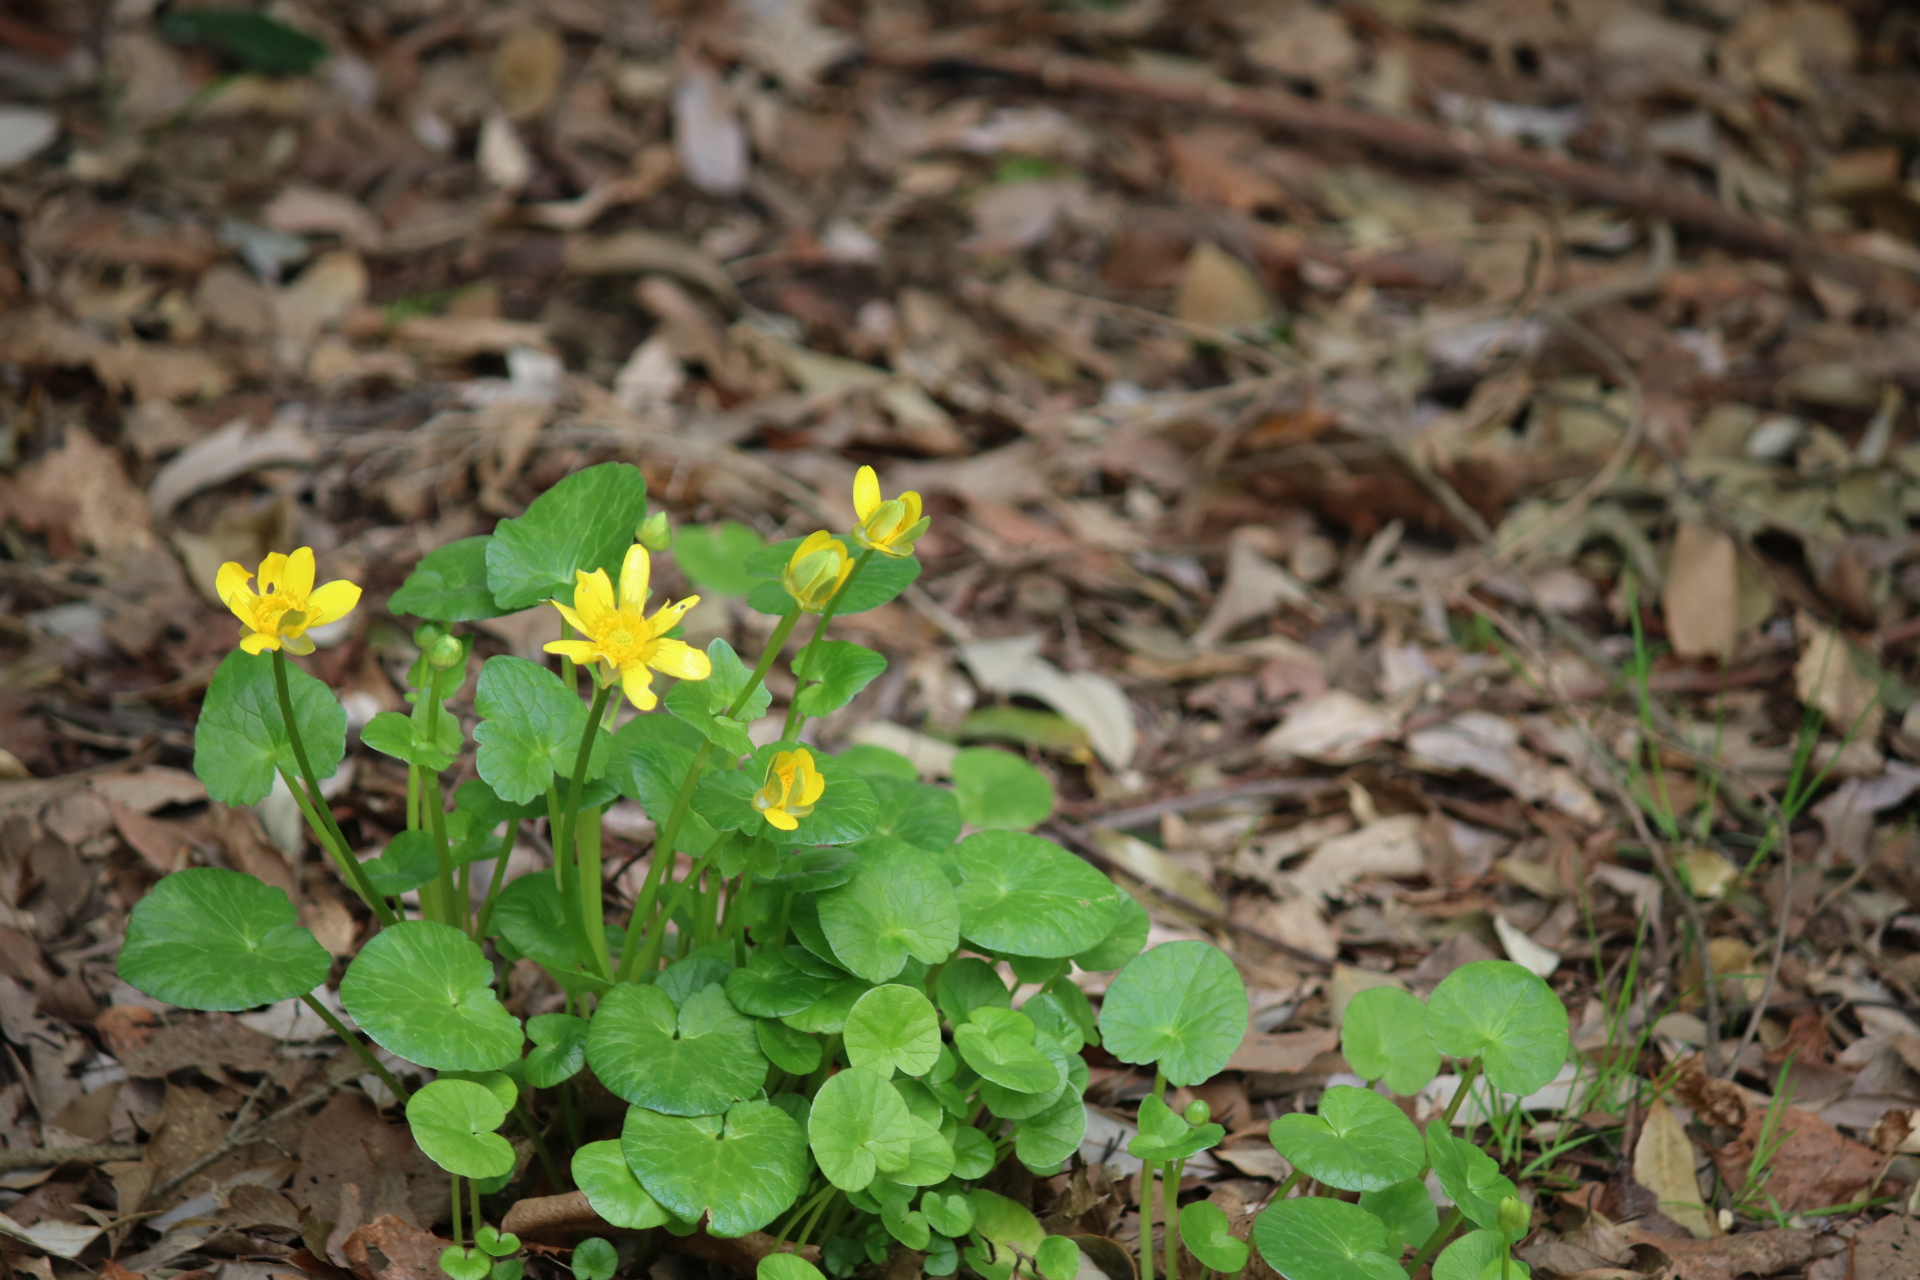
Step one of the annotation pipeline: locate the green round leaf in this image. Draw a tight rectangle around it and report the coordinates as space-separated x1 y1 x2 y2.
792 641 888 719
953 1008 1060 1094
758 1255 827 1280
587 983 765 1115
1434 1231 1531 1280
1253 1197 1404 1280
358 829 440 897
890 1115 958 1187
951 749 1055 830
981 1030 1077 1121
921 1190 973 1239
817 839 959 983
523 1013 590 1088
571 1237 618 1280
841 744 918 782
675 521 767 597
666 639 771 759
474 1226 519 1259
492 872 606 993
442 1248 490 1280
695 746 877 846
194 649 346 806
757 1019 823 1075
392 536 504 621
361 708 464 773
809 1065 918 1191
781 976 869 1035
1426 1129 1517 1232
658 954 731 1006
405 1079 514 1178
1181 1201 1251 1272
486 462 649 610
1360 1179 1439 1258
339 921 523 1070
934 957 1010 1027
1426 960 1569 1097
474 656 611 806
1342 987 1440 1097
948 1123 997 1180
1267 1086 1423 1192
726 950 830 1018
1072 891 1150 972
969 1189 1045 1253
571 1140 668 1230
866 776 962 852
844 985 942 1077
119 868 330 1011
954 831 1122 958
1097 941 1249 1086
623 1100 808 1236
1034 1236 1082 1280
1014 1093 1087 1171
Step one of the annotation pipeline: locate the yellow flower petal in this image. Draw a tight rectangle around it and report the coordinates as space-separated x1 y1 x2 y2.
618 544 651 615
764 806 799 831
620 663 658 711
573 568 618 632
648 637 712 680
647 595 699 635
798 767 825 807
282 633 316 655
281 547 316 603
240 630 279 654
257 551 289 595
544 640 600 663
900 491 923 524
853 465 881 521
549 599 590 636
306 580 362 628
215 562 253 608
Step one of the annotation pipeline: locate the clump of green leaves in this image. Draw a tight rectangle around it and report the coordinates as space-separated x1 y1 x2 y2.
124 461 1258 1278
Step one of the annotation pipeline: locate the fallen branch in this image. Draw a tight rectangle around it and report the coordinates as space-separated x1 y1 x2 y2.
865 38 1886 285
0 1143 142 1170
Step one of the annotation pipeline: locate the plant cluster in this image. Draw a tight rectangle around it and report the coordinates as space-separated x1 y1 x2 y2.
116 462 1269 1280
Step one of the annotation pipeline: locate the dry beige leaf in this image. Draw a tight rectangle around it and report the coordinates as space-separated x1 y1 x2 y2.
1088 827 1222 912
1406 712 1604 824
1246 6 1360 84
1174 241 1269 328
274 249 367 346
1194 529 1321 647
26 427 154 555
262 185 381 249
1260 690 1400 765
1294 813 1427 901
492 25 564 119
479 111 534 191
148 415 316 519
1664 521 1738 660
1249 895 1337 959
394 316 549 362
1492 913 1559 978
1792 611 1883 742
959 634 1136 769
1634 1098 1714 1238
674 62 748 197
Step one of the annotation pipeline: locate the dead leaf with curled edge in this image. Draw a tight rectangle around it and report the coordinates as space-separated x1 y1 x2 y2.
959 634 1136 770
1260 690 1401 765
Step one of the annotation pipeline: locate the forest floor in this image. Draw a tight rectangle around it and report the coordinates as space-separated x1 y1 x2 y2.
4 1 1920 1278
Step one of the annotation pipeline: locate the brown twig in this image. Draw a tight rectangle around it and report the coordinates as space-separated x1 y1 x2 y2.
0 1144 143 1171
864 39 1890 286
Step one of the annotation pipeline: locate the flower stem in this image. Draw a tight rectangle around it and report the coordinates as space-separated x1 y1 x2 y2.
299 992 408 1101
1439 1057 1482 1130
1165 1156 1186 1280
780 549 874 741
557 682 614 979
423 686 456 926
272 652 394 927
473 820 518 939
1406 1207 1464 1276
450 1173 464 1250
1139 1159 1157 1280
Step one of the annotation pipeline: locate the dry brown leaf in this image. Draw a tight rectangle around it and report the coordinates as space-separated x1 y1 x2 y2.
492 25 564 119
148 415 316 521
1619 1226 1815 1280
1194 530 1321 647
1174 241 1269 328
1225 1026 1338 1073
1851 1213 1920 1280
1793 611 1884 742
1260 690 1400 765
1664 522 1739 661
22 427 154 556
1632 1098 1713 1238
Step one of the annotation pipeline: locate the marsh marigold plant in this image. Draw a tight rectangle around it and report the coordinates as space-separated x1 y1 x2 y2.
542 543 711 710
215 547 362 654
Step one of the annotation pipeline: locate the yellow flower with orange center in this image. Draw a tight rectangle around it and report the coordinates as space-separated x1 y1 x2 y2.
781 531 855 614
543 545 711 710
851 465 928 558
753 748 826 832
216 548 362 656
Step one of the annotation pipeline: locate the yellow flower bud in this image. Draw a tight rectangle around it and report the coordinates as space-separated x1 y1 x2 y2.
781 531 854 614
851 465 928 558
753 748 826 832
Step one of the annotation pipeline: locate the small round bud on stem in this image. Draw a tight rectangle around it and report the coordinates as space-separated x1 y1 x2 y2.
1496 1195 1529 1241
637 511 672 552
1183 1099 1210 1126
413 623 445 649
427 633 464 671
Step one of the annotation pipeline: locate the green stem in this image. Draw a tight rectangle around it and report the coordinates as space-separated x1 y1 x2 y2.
1406 1208 1464 1276
780 550 874 741
424 690 456 925
280 768 392 921
450 1173 464 1250
300 993 409 1101
474 820 519 939
273 652 395 926
516 1100 564 1190
1439 1058 1483 1131
469 1175 483 1242
576 805 610 977
1140 1158 1157 1280
1273 1169 1305 1201
1166 1157 1185 1280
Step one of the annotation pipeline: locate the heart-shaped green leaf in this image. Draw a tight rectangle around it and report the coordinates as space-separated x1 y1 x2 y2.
970 1188 1045 1254
1130 1093 1224 1161
947 1122 996 1180
485 462 648 610
1181 1201 1251 1272
474 1226 520 1258
952 749 1055 830
744 536 920 617
781 976 869 1035
474 656 611 806
954 1007 1060 1094
758 1255 826 1280
792 641 888 718
658 954 731 1005
695 745 878 846
954 831 1121 958
623 1100 808 1236
1268 1086 1423 1192
1253 1197 1404 1280
491 1262 522 1280
361 708 464 772
356 829 438 897
571 1140 668 1230
119 868 330 1012
523 1013 589 1088
817 838 958 982
391 536 504 621
442 1247 491 1280
1343 986 1441 1097
865 776 962 852
666 639 770 759
406 1078 514 1178
888 1116 958 1187
1098 940 1248 1086
1426 960 1569 1097
339 921 524 1070
1073 892 1150 972
492 871 608 994
1427 1129 1517 1232
980 1029 1078 1121
1014 1092 1088 1171
843 985 941 1077
1023 990 1089 1054
570 1237 618 1280
921 1190 973 1239
1434 1230 1531 1280
674 521 766 597
194 649 346 805
725 949 828 1017
809 1065 918 1190
1034 1236 1082 1280
934 957 1010 1027
757 1019 823 1075
1359 1178 1438 1258
586 982 765 1116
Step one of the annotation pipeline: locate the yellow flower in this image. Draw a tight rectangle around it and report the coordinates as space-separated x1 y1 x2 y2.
753 748 825 832
543 544 712 710
782 530 854 614
851 465 928 558
216 548 361 656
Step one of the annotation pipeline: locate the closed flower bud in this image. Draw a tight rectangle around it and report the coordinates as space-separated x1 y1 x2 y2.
427 633 464 670
1497 1196 1529 1241
414 623 445 649
637 511 672 552
781 530 854 614
1183 1099 1210 1126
